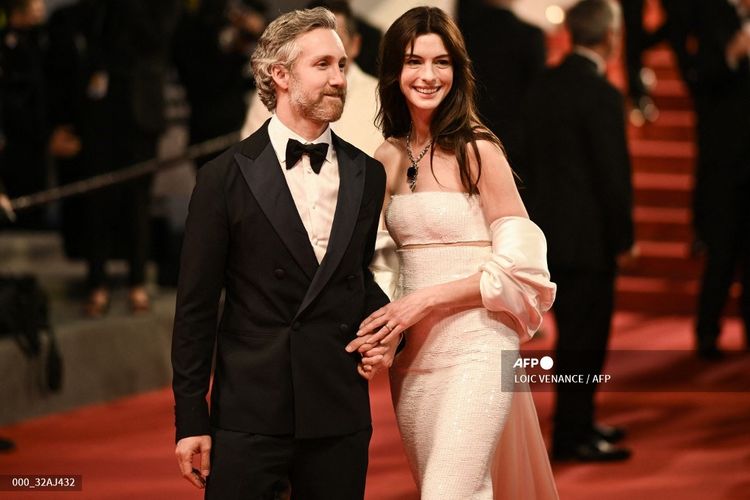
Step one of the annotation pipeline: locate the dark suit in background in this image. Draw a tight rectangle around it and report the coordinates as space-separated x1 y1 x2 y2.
460 0 546 173
690 0 750 355
352 17 381 77
173 0 264 168
81 0 180 289
172 122 388 498
522 52 634 451
46 1 93 258
0 18 49 228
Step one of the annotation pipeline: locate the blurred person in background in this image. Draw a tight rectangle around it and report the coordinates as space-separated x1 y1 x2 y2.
459 0 546 180
80 0 181 317
0 0 49 229
523 0 637 462
174 0 266 169
690 0 750 359
619 0 701 125
44 0 90 259
619 0 660 125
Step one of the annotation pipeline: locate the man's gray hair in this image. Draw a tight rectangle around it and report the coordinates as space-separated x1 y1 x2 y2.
566 0 621 47
251 7 338 112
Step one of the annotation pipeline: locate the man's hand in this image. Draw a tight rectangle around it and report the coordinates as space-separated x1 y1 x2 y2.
49 125 82 158
616 243 640 270
87 71 109 100
175 435 211 489
346 290 433 354
0 194 15 224
356 339 399 380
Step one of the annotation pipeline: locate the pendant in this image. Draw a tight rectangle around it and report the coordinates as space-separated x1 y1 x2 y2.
407 165 418 191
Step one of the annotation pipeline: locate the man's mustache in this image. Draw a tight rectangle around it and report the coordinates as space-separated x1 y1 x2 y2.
322 88 346 99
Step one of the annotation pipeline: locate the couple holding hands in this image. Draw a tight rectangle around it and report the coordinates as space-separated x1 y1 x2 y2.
172 5 558 499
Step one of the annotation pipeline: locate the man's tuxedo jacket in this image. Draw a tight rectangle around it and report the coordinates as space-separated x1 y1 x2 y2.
461 3 546 167
172 122 389 441
522 53 634 271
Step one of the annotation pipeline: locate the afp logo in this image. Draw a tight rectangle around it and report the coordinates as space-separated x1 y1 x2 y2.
513 356 554 370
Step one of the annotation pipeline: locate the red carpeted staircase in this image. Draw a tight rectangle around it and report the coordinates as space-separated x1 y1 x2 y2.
616 47 739 315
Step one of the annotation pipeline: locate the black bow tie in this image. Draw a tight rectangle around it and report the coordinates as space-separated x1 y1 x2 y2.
285 139 329 174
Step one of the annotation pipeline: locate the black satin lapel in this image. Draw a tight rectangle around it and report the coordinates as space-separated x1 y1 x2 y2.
234 146 318 280
295 146 366 318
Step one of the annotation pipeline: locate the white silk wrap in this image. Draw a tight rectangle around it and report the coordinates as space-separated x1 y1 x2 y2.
370 228 400 301
479 216 556 340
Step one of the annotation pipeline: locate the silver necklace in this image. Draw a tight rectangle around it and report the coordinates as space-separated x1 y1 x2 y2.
406 130 432 192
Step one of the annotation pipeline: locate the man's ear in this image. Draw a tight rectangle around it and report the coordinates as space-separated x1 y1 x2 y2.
271 64 291 91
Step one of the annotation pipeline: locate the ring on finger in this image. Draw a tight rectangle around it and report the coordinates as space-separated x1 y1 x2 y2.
383 323 394 332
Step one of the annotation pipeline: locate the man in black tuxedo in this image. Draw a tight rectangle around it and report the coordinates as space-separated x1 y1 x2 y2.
171 7 392 499
690 0 750 358
522 0 636 462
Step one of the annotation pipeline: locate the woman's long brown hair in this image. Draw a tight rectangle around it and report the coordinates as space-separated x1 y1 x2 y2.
376 6 503 194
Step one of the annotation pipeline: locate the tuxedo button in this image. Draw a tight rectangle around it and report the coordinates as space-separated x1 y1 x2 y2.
274 268 285 279
339 323 349 333
292 322 301 331
346 275 356 290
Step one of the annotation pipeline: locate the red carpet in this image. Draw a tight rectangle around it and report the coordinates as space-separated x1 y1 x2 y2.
4 3 749 498
1 313 748 500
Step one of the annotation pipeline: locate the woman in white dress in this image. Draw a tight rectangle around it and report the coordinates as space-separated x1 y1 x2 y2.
346 7 559 499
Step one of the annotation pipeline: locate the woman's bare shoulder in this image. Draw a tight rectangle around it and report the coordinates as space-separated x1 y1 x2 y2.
374 138 405 164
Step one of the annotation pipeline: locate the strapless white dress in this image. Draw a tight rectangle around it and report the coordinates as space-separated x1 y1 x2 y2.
385 192 558 500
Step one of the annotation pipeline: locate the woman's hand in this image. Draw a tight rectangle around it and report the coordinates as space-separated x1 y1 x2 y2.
346 289 435 354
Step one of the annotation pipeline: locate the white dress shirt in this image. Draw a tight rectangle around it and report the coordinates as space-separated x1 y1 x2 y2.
268 115 339 263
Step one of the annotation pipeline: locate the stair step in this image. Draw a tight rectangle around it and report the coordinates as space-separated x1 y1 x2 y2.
649 76 693 110
628 110 696 141
630 139 695 173
616 276 698 314
634 206 690 224
632 171 693 207
634 171 692 191
634 206 693 242
621 241 703 279
654 78 690 97
616 276 740 314
651 64 683 82
642 46 685 80
634 189 692 207
643 48 679 68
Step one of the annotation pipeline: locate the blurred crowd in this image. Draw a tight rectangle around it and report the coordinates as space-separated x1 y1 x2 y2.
1 0 748 348
0 0 265 313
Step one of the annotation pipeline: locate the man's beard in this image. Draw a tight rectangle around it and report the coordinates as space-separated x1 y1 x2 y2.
289 74 346 123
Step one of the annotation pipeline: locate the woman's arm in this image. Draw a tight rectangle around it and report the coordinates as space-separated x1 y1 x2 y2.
348 140 529 352
356 140 405 378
